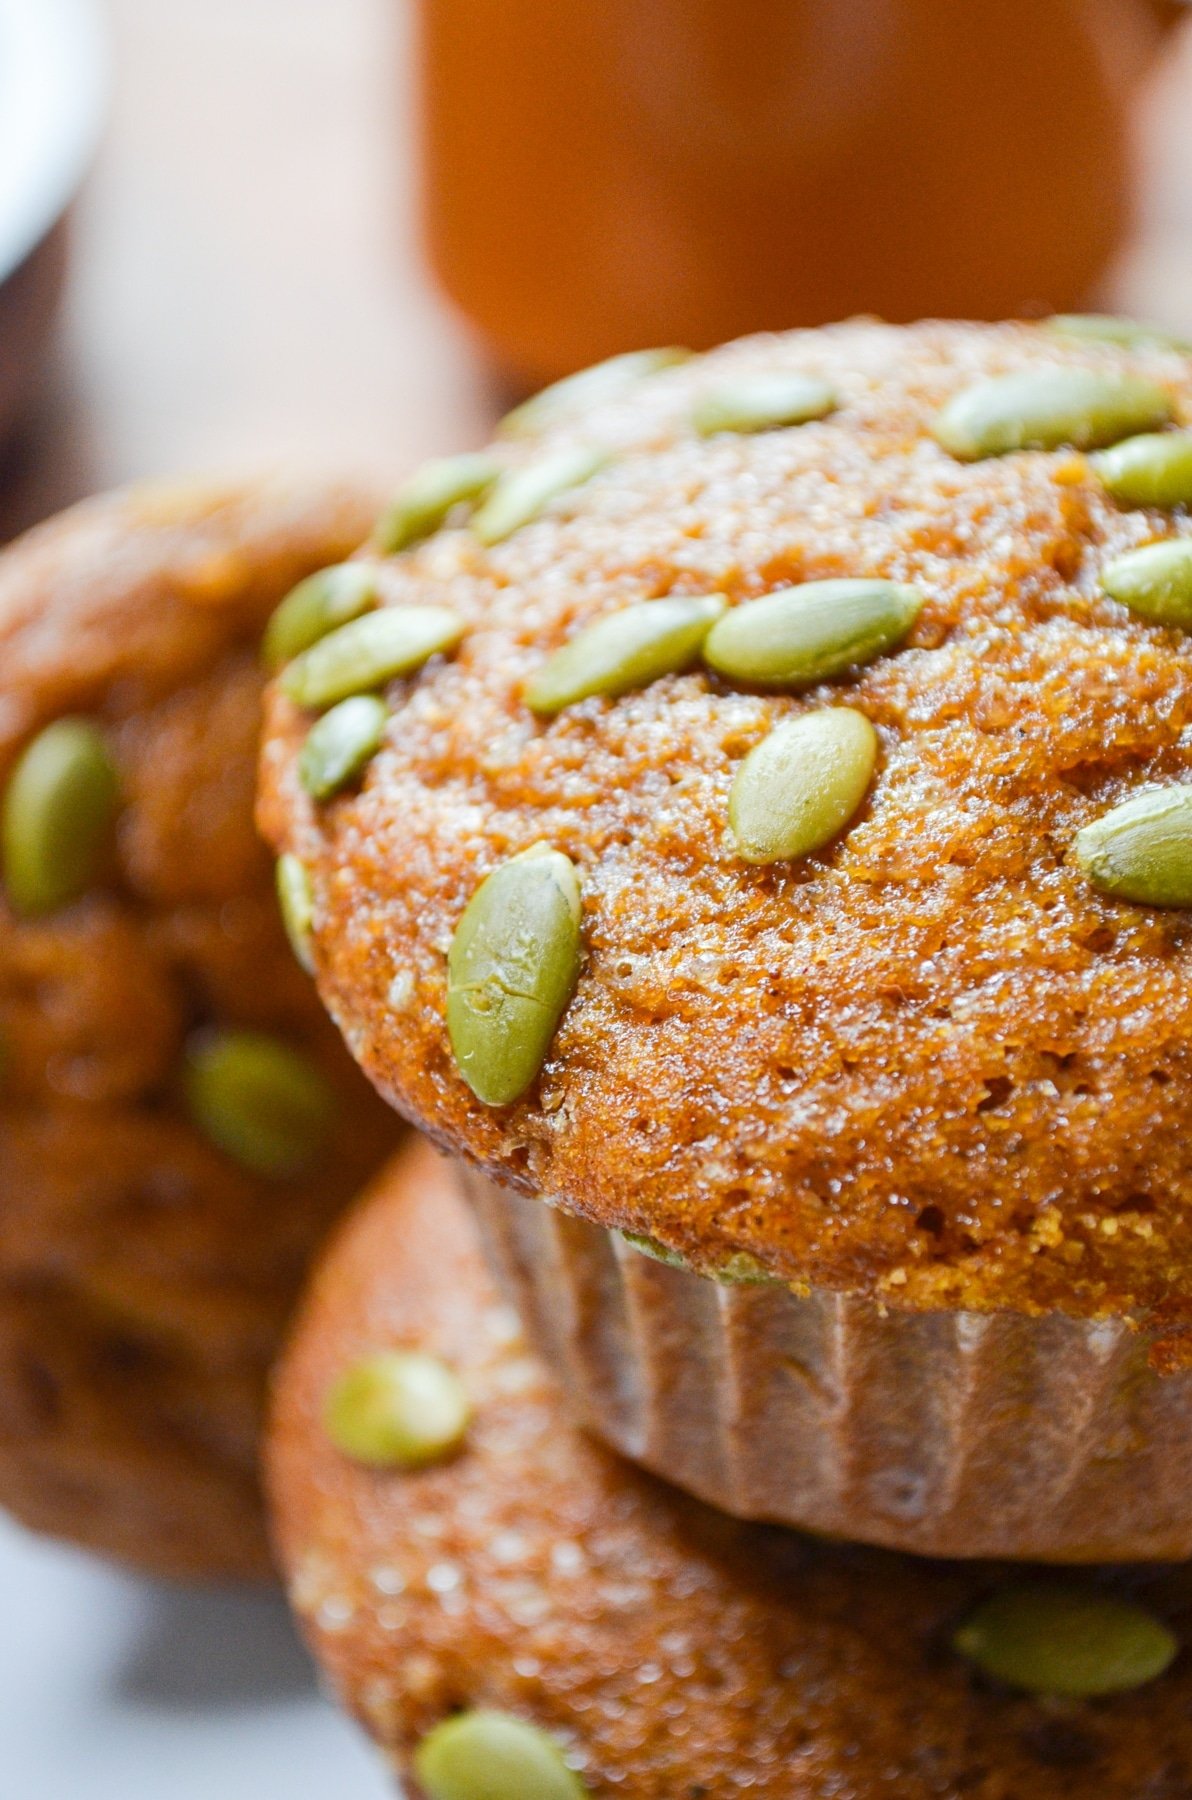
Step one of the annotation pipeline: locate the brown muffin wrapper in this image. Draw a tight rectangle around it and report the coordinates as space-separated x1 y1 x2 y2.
459 1166 1192 1562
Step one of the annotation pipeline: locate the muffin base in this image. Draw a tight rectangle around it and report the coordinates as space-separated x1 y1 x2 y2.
461 1167 1192 1562
273 1138 1192 1800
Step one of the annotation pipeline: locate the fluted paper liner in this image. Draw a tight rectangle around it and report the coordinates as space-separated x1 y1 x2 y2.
461 1166 1192 1561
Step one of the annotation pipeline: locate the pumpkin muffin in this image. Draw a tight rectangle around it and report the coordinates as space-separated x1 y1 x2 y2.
0 476 400 1579
259 318 1192 1558
269 1139 1192 1799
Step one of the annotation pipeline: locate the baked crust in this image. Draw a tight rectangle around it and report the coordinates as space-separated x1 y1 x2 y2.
260 320 1192 1329
269 1139 1192 1797
0 477 400 1578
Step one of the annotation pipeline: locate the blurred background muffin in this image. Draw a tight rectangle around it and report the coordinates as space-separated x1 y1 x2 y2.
0 475 399 1578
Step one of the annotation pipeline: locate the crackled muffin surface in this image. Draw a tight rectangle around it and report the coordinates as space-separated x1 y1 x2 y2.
258 320 1192 1329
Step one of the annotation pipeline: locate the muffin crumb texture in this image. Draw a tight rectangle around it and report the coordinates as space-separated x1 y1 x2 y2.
258 321 1192 1334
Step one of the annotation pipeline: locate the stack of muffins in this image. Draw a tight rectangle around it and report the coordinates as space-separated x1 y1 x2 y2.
258 317 1192 1796
7 313 1192 1796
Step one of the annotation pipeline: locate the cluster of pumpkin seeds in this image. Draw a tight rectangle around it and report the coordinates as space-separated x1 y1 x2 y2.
270 442 623 806
448 571 929 1105
933 328 1192 908
267 577 469 801
268 324 1192 1110
270 347 848 812
523 575 923 870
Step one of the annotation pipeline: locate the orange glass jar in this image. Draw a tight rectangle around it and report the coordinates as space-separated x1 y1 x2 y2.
416 0 1178 388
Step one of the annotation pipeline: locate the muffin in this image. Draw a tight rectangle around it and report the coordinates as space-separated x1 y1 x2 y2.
269 1137 1192 1799
259 318 1192 1559
0 476 400 1579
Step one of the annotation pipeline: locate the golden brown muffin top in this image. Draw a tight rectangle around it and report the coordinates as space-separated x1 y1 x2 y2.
269 1141 1192 1800
258 322 1192 1329
0 477 400 1578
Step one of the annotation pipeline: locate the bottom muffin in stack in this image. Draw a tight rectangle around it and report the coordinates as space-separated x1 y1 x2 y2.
269 1138 1192 1799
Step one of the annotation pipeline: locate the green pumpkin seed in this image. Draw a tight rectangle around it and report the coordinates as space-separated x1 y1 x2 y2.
298 694 388 800
1073 784 1192 907
276 854 316 973
1093 432 1192 509
933 368 1173 461
526 593 725 715
618 1230 779 1286
1100 538 1192 626
729 707 877 865
471 444 607 546
500 346 690 438
1046 313 1191 353
280 605 464 709
447 844 582 1106
262 563 378 671
325 1350 471 1469
374 452 503 553
693 370 836 437
619 1230 691 1271
415 1711 587 1800
704 579 922 689
713 1252 782 1286
2 719 120 918
185 1029 334 1178
954 1585 1177 1698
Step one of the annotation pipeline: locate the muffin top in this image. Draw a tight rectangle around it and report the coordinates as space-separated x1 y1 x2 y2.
258 320 1192 1331
271 1140 1192 1800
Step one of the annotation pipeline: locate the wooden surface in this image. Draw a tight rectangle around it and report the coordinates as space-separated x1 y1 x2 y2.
2 0 1192 542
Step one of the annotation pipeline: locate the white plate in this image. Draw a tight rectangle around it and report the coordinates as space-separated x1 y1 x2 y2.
0 0 106 285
